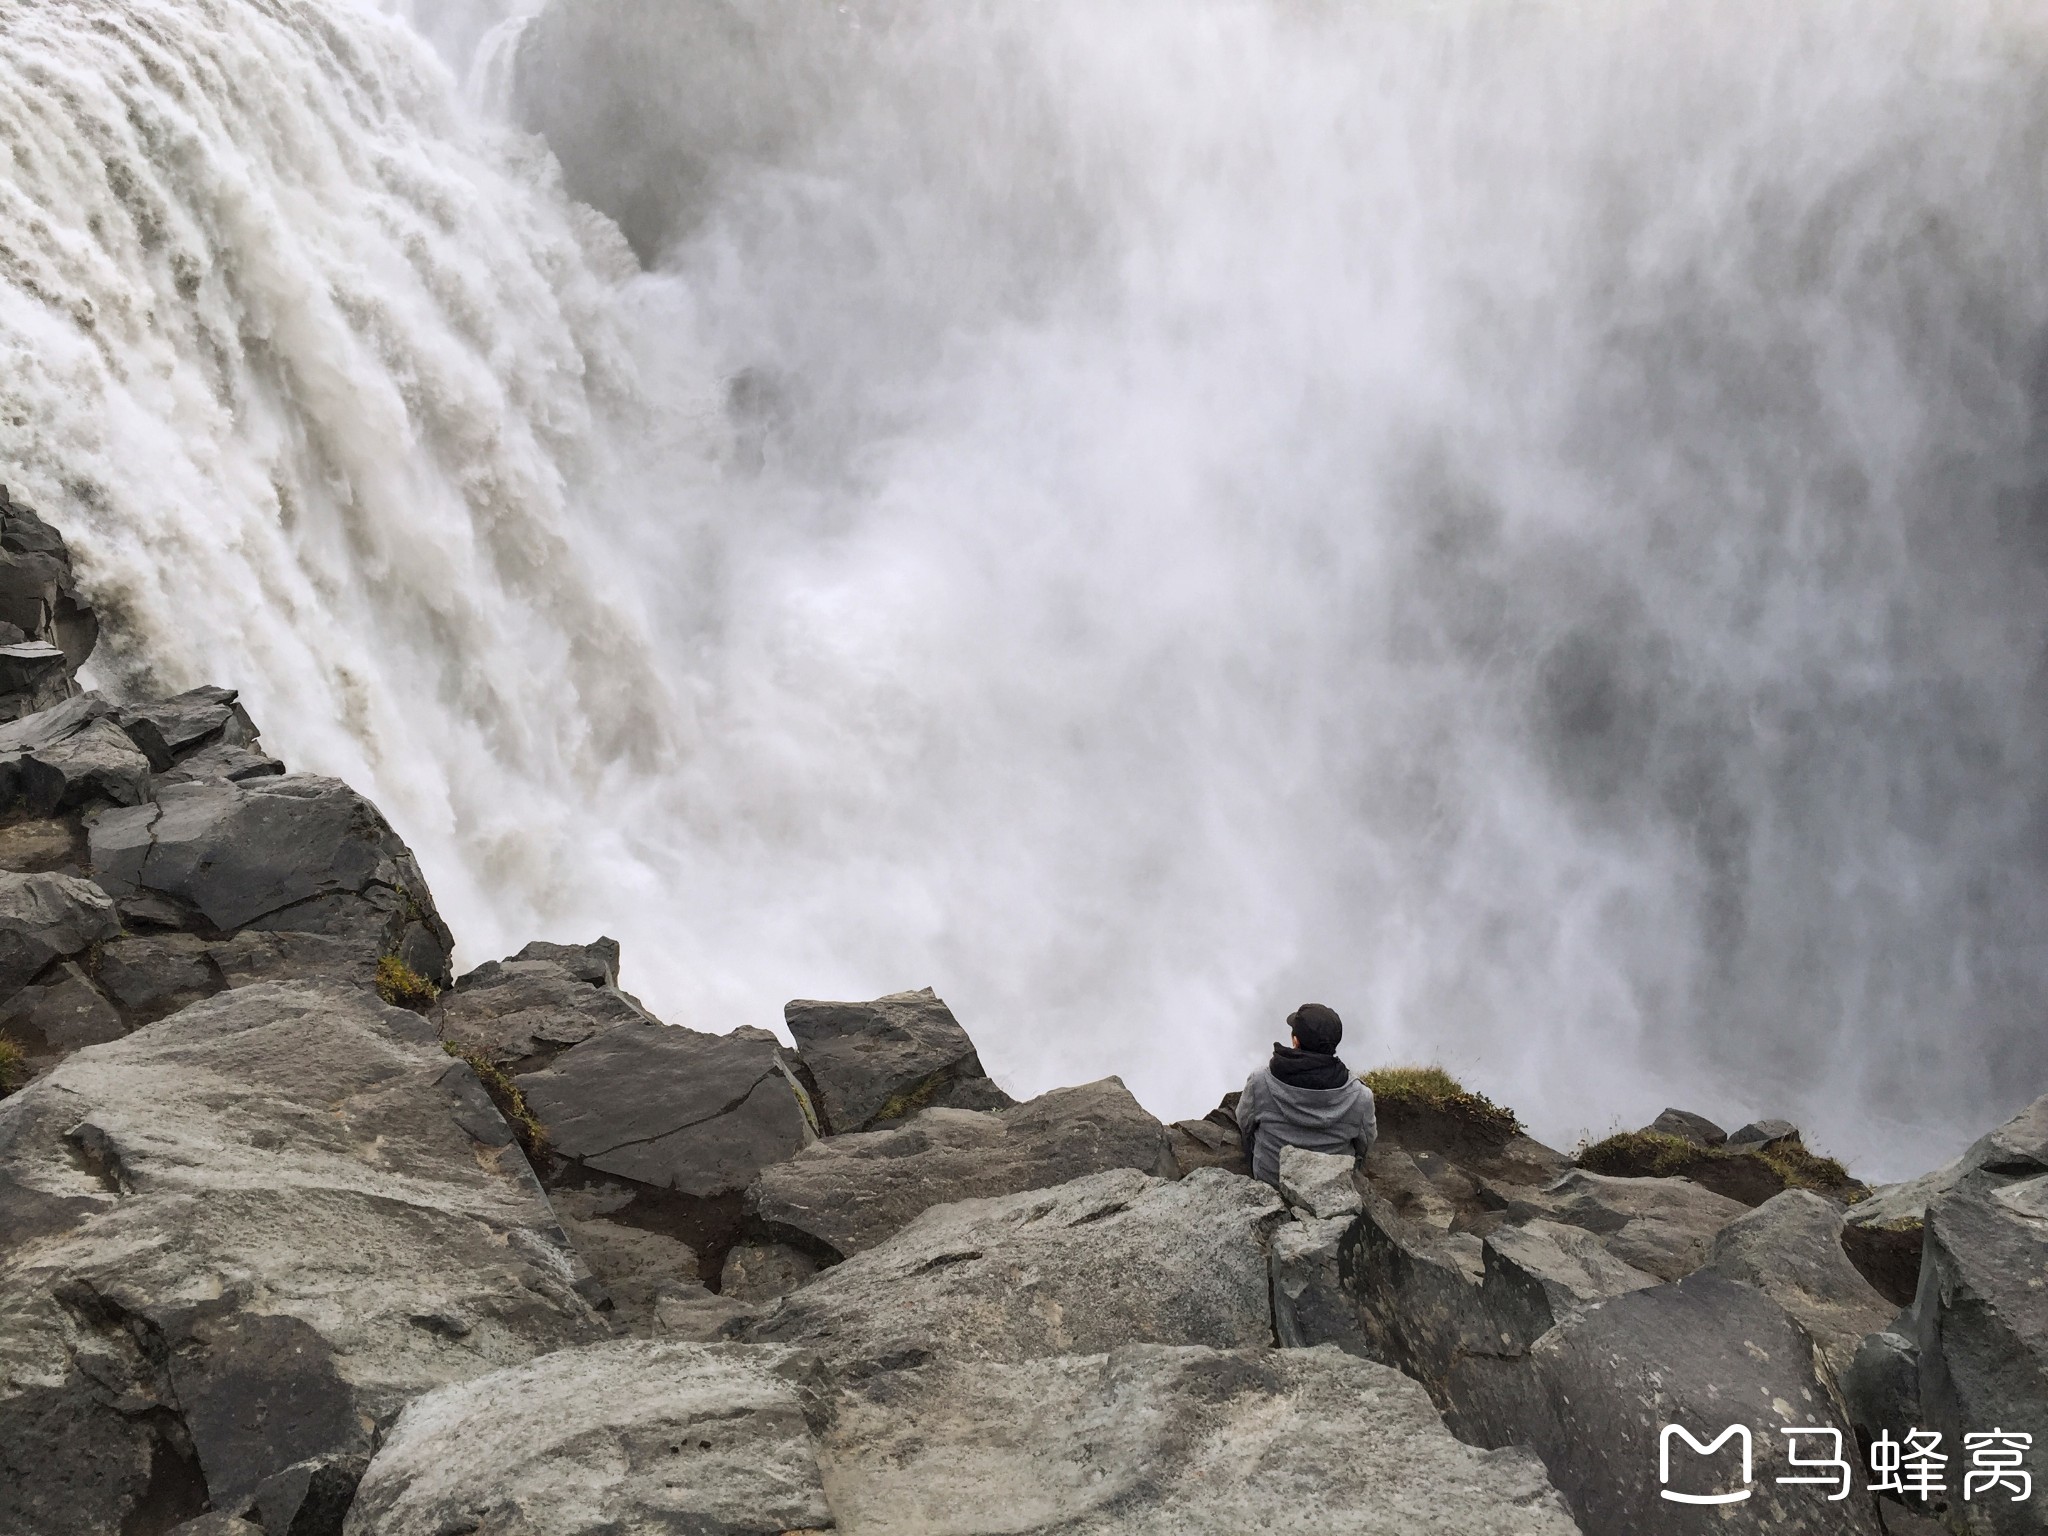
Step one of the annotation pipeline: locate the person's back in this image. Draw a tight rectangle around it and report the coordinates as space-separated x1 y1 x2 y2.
1235 1002 1376 1186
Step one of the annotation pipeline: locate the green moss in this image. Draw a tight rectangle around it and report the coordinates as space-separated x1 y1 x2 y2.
1578 1129 1706 1178
377 955 441 1011
0 1034 24 1097
1759 1137 1854 1194
1361 1063 1521 1140
871 1071 950 1128
441 1041 548 1157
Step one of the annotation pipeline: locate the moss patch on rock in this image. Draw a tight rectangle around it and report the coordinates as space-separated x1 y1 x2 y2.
1580 1128 1863 1208
0 1033 23 1097
378 954 441 1011
1362 1064 1521 1143
443 1041 548 1158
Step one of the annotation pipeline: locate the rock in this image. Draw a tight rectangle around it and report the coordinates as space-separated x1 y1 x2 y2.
817 1344 1581 1535
745 1167 1283 1374
1727 1117 1801 1150
1911 1172 2048 1532
112 685 260 770
167 1518 261 1536
251 1452 365 1536
342 1339 831 1536
654 1287 758 1342
1505 1274 1878 1536
1647 1107 1728 1146
784 987 1011 1134
88 776 454 985
0 487 95 665
0 982 607 1536
518 1020 816 1201
1360 1142 1464 1230
747 1078 1175 1259
1270 1214 1368 1355
1533 1168 1749 1281
0 699 152 814
1278 1144 1363 1218
1703 1190 1894 1382
1842 1330 1921 1442
1577 1130 1805 1206
0 959 126 1060
550 1186 701 1334
0 640 71 720
1166 1112 1250 1177
93 932 225 1024
435 941 655 1072
720 1240 818 1304
0 868 118 995
159 741 286 785
0 812 87 876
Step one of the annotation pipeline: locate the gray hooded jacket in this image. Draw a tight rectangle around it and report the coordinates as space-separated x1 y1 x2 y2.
1235 1067 1377 1186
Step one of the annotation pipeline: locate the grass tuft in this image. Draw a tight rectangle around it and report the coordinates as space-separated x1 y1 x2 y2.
1578 1129 1705 1179
442 1041 548 1157
377 955 441 1011
1581 1128 1859 1199
1362 1063 1521 1140
0 1034 23 1097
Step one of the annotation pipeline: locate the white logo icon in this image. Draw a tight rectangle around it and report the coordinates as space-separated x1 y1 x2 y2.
1659 1424 1753 1505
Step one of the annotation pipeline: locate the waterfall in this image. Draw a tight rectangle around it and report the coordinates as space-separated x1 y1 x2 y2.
6 0 2048 1175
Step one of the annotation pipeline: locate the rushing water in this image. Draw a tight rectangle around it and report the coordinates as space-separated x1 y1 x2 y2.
4 0 2047 1176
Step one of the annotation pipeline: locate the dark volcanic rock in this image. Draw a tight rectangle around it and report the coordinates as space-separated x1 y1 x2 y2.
0 868 118 995
112 685 258 770
747 1077 1175 1259
0 982 607 1536
1703 1188 1893 1382
784 986 1012 1134
435 939 654 1072
0 697 152 814
1648 1107 1728 1146
518 1021 817 1201
0 485 96 696
88 775 454 985
1529 1168 1748 1282
1727 1117 1801 1151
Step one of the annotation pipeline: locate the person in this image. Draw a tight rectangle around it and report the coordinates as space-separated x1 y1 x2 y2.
1235 1002 1376 1186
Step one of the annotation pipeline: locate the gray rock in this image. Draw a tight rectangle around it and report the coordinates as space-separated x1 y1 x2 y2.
0 958 125 1058
818 1344 1581 1535
1842 1330 1920 1442
1278 1144 1363 1219
1726 1117 1801 1150
167 1518 259 1536
1270 1214 1370 1355
342 1340 831 1536
1536 1168 1749 1281
251 1452 365 1536
113 685 259 770
747 1078 1175 1259
1648 1107 1728 1146
745 1167 1283 1374
720 1240 818 1304
654 1287 758 1342
1360 1142 1463 1230
785 986 1011 1134
1911 1172 2048 1534
1506 1274 1877 1536
1704 1189 1894 1382
0 699 152 815
1167 1112 1250 1177
0 641 71 720
88 776 454 985
94 932 224 1023
159 741 286 785
0 487 96 680
550 1186 701 1334
435 944 656 1072
518 1021 816 1200
0 812 87 876
0 982 607 1536
0 868 118 994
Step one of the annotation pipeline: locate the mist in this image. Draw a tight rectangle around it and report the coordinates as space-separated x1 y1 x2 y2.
5 0 2047 1177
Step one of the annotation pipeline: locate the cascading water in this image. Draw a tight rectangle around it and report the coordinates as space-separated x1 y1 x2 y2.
4 0 2046 1177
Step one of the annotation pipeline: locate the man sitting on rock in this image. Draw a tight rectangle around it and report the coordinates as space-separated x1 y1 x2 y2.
1235 1003 1376 1185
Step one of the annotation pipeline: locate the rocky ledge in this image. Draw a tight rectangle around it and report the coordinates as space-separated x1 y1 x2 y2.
0 489 2041 1536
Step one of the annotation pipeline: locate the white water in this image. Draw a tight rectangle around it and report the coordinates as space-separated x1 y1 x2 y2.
4 0 2048 1177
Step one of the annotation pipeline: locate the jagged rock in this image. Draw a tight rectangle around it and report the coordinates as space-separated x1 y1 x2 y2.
817 1344 1581 1535
1842 1330 1921 1442
1278 1144 1363 1219
0 958 126 1061
0 640 71 719
93 932 223 1024
0 697 152 814
720 1240 818 1303
1704 1189 1893 1381
159 741 285 785
112 685 259 770
0 486 96 690
1648 1107 1728 1146
1910 1171 2048 1533
0 868 118 994
654 1287 758 1342
550 1186 701 1334
252 1452 365 1536
435 940 654 1072
1360 1143 1465 1230
0 982 608 1536
519 1020 816 1201
1270 1214 1368 1354
0 811 87 875
342 1340 831 1536
88 775 455 985
168 1518 259 1536
1167 1111 1250 1177
1504 1274 1877 1536
1727 1117 1800 1150
784 987 1011 1134
1372 1085 1571 1193
744 1167 1283 1374
747 1078 1175 1259
1529 1169 1748 1281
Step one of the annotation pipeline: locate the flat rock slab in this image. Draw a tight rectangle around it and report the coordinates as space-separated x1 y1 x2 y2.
818 1344 1580 1535
343 1340 832 1536
87 775 454 984
744 1167 1282 1374
0 982 607 1536
785 987 1011 1133
518 1021 815 1199
748 1077 1175 1258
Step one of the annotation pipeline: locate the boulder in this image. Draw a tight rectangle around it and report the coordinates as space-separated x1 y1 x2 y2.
1360 1142 1465 1230
0 982 607 1536
1727 1117 1801 1151
1278 1144 1363 1219
518 1020 816 1202
744 1167 1283 1374
87 776 454 985
112 685 259 770
784 987 1011 1134
0 868 119 995
1704 1189 1894 1381
1166 1112 1250 1177
1910 1172 2048 1534
1648 1107 1728 1146
720 1240 818 1304
251 1453 366 1536
92 932 224 1025
0 640 71 720
0 698 152 814
817 1344 1581 1535
747 1078 1175 1259
342 1340 832 1536
1841 1330 1921 1444
159 741 285 785
0 959 126 1061
1532 1168 1749 1281
549 1186 702 1334
0 486 96 687
435 939 655 1072
1270 1214 1369 1355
